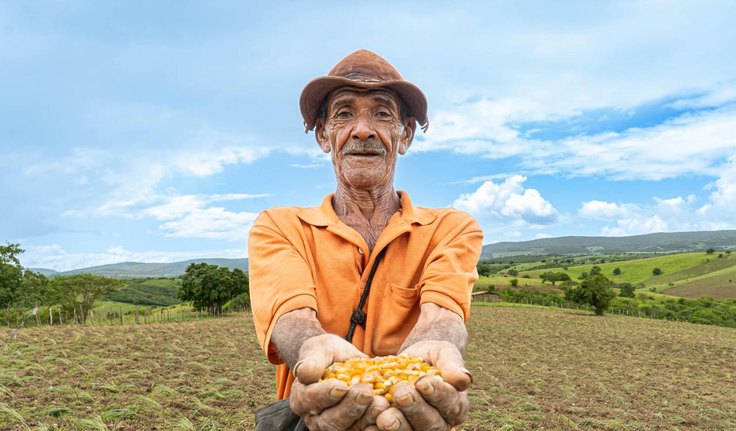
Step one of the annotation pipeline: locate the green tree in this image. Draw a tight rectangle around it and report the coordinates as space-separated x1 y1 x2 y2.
507 268 519 277
590 266 602 276
18 270 51 307
540 271 571 286
178 263 248 313
652 267 663 276
1 243 24 309
476 262 493 277
564 273 616 315
706 248 715 255
51 274 123 323
613 267 622 276
617 282 636 298
509 278 519 287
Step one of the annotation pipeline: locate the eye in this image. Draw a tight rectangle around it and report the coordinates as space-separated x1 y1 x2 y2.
375 110 392 118
335 110 353 119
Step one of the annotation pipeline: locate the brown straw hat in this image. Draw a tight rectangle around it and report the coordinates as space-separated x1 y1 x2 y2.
299 49 429 133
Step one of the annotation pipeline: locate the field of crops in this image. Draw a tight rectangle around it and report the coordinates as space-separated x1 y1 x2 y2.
2 306 735 430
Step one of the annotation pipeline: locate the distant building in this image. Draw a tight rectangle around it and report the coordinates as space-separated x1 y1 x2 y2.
471 291 501 302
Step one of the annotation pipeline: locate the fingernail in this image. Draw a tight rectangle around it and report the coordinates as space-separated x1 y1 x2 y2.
460 366 474 383
330 387 348 398
416 379 435 395
371 406 382 418
385 418 401 431
292 360 303 377
357 392 373 406
396 391 414 408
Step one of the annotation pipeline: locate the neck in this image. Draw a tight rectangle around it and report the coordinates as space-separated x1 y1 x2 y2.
333 184 401 250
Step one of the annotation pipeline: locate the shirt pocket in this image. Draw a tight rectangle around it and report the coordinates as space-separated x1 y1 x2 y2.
372 282 420 356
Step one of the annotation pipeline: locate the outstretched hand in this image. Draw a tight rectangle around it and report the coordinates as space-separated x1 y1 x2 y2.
374 340 471 431
289 333 391 431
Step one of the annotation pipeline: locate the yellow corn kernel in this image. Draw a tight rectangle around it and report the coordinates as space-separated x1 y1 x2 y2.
320 354 442 406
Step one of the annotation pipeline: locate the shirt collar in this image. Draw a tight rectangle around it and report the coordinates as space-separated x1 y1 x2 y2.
296 190 436 228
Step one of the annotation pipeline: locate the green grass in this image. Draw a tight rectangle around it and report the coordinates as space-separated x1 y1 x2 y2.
2 308 735 430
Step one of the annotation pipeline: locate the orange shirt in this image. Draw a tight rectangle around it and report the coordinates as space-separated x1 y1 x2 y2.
248 191 483 399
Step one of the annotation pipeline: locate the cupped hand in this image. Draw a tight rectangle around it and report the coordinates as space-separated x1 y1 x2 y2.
375 340 471 430
289 333 391 430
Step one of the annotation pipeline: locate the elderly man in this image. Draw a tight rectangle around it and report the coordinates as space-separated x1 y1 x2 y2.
250 50 483 431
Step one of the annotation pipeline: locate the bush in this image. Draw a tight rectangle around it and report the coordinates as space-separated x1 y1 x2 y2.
652 268 663 276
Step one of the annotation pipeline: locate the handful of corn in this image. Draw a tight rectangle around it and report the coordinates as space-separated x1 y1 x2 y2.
321 354 441 403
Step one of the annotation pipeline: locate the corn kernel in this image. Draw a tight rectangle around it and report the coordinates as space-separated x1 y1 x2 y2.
320 354 442 405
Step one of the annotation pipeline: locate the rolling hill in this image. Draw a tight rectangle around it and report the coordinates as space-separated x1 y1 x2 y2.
30 258 248 279
483 230 736 257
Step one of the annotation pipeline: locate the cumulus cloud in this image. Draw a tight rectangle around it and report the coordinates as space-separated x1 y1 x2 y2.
143 193 266 240
452 175 558 226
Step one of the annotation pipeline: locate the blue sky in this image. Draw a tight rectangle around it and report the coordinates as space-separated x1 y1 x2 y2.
2 1 736 271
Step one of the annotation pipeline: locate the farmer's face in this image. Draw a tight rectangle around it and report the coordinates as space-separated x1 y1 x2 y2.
315 88 415 190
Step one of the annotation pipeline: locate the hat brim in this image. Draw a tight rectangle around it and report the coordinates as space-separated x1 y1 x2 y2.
299 76 428 132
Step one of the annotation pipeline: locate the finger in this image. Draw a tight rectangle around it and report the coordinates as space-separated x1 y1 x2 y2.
376 407 413 431
290 378 348 416
312 384 374 430
415 376 469 425
392 384 450 431
350 395 390 430
296 335 368 384
429 345 472 391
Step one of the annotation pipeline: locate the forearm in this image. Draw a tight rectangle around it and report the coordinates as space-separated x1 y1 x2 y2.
271 307 326 369
399 302 468 353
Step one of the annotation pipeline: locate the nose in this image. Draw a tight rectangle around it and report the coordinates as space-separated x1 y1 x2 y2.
351 115 375 142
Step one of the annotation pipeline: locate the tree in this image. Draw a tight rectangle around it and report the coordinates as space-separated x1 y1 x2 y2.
17 270 50 307
507 268 519 277
590 266 602 276
50 274 123 323
540 271 571 286
509 278 519 287
617 282 636 298
1 243 24 309
476 262 493 277
613 267 622 276
652 267 663 276
706 248 715 255
564 273 616 315
178 263 248 313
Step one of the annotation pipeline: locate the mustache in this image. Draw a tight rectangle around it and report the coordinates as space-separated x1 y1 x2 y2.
340 141 387 156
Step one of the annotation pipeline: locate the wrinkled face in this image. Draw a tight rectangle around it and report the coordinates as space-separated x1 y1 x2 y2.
316 88 416 190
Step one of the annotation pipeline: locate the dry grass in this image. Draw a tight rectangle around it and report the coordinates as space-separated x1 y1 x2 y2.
1 307 735 430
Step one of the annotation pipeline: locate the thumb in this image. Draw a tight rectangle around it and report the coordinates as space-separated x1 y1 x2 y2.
433 347 472 392
294 334 367 384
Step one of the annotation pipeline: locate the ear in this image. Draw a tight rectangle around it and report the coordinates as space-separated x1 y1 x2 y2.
314 118 331 153
398 117 416 155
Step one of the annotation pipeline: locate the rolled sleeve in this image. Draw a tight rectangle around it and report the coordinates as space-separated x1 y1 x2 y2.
249 212 318 364
418 214 483 322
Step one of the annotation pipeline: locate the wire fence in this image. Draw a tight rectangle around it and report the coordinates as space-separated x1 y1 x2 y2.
4 303 251 330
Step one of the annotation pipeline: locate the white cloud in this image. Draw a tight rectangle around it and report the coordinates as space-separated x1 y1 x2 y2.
143 193 266 240
579 200 644 220
21 244 246 272
579 183 736 236
452 175 558 226
601 215 669 237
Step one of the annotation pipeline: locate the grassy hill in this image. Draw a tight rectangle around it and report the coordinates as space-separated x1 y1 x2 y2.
483 230 736 257
103 278 182 306
31 258 248 279
477 251 736 300
1 307 734 430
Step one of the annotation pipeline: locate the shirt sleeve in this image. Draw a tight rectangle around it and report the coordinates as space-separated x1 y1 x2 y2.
418 211 483 321
248 210 318 364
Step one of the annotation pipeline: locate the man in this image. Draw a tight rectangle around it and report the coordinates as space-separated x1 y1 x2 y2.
250 50 483 431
